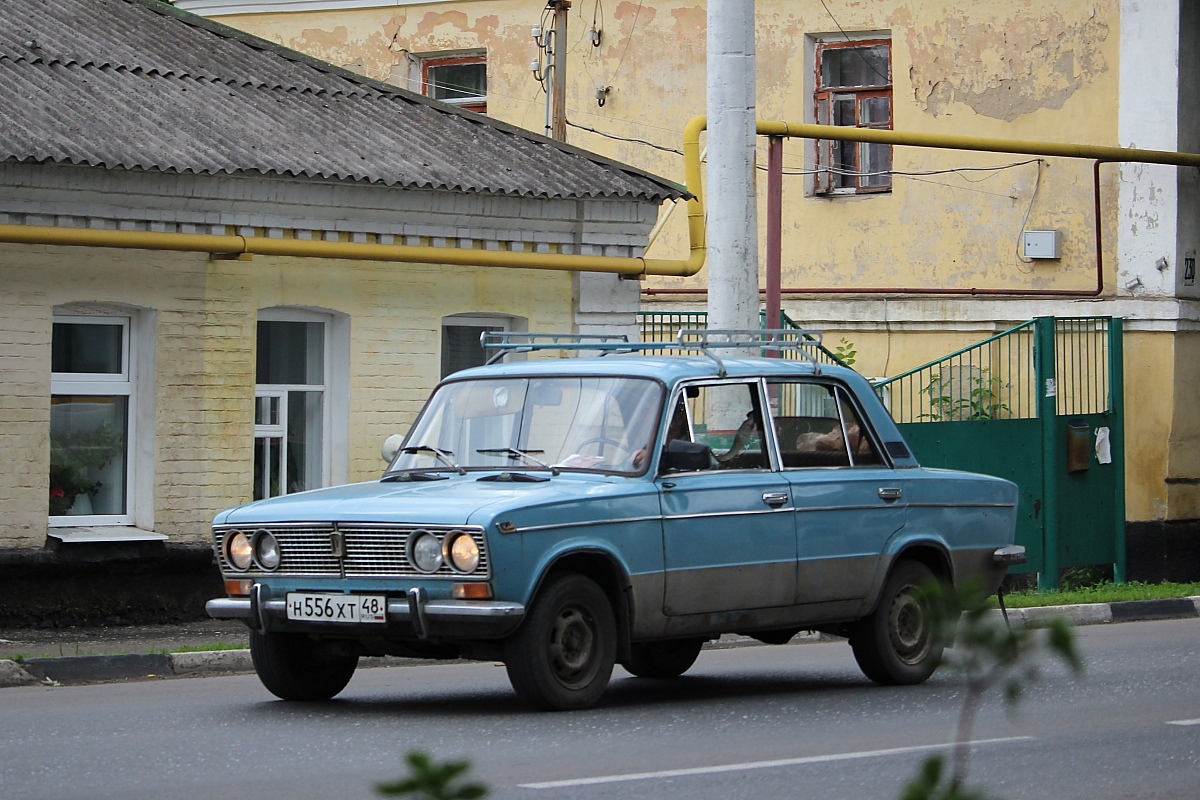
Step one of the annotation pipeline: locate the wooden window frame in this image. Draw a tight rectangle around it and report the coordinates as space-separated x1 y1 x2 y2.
814 38 892 195
421 54 487 114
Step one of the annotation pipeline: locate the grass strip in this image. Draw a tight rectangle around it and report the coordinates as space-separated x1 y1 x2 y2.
999 581 1200 609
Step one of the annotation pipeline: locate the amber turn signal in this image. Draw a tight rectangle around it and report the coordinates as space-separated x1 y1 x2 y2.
224 578 253 597
451 582 493 600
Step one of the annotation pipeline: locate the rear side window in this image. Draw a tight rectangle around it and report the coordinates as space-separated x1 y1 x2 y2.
768 381 883 468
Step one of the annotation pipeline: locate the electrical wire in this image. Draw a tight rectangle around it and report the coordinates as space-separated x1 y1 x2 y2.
1014 159 1046 265
817 0 890 85
566 120 683 155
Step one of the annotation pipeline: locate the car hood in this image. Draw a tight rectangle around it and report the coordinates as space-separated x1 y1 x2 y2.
214 472 652 528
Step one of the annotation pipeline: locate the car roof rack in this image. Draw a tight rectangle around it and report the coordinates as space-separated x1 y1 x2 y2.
482 333 638 364
482 329 826 376
677 329 825 376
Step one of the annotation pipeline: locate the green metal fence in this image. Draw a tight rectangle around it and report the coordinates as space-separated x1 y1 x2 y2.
875 317 1125 588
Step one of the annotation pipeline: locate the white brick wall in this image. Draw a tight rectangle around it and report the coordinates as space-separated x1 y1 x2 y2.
0 243 577 548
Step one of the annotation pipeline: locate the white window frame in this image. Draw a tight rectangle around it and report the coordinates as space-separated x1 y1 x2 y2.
49 313 136 527
255 308 348 498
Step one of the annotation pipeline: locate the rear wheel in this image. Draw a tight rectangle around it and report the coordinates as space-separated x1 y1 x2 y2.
249 630 358 700
504 574 616 711
850 560 944 686
623 639 704 678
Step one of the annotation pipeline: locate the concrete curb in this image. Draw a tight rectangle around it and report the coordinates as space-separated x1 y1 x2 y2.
2 596 1198 688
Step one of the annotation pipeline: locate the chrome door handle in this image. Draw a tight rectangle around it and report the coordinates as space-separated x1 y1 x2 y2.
878 487 902 501
762 491 789 507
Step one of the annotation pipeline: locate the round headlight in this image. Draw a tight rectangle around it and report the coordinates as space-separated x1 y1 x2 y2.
254 530 281 570
226 531 253 571
409 531 443 572
446 532 481 573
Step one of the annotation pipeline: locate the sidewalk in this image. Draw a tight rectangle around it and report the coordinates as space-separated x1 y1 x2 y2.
2 597 1198 688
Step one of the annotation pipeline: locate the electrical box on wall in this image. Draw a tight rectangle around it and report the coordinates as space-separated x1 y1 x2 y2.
1023 230 1061 259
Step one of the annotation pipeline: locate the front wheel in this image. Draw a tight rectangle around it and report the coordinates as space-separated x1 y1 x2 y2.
504 574 616 710
850 560 944 686
623 639 704 678
249 630 358 700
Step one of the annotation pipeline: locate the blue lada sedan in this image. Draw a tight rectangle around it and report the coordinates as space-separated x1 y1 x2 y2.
207 331 1023 710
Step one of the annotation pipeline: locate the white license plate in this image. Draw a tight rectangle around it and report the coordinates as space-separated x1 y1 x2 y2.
286 593 387 624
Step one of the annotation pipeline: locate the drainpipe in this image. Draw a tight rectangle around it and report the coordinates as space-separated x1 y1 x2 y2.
765 136 783 329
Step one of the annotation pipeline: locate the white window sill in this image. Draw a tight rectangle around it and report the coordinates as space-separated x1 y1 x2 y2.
48 527 169 544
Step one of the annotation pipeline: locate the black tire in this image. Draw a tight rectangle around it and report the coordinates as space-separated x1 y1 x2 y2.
504 574 616 711
850 560 944 686
249 630 359 701
623 639 704 678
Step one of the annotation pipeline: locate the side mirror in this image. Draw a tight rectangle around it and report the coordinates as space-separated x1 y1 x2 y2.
381 434 405 464
660 439 711 472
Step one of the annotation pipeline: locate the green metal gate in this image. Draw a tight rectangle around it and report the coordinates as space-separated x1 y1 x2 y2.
638 312 1126 589
873 317 1125 589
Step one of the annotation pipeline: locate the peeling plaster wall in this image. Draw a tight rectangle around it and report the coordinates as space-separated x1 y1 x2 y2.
219 1 1123 298
907 11 1110 122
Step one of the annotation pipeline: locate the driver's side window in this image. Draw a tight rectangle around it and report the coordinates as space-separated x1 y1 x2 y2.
675 382 767 470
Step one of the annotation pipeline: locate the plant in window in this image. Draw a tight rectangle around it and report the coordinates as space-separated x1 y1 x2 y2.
48 422 123 515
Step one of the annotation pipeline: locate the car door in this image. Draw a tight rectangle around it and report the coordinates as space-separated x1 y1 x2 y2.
768 379 907 604
658 380 797 615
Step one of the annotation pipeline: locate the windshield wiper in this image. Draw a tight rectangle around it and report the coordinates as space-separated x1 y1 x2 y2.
400 445 466 475
476 448 559 476
381 472 449 483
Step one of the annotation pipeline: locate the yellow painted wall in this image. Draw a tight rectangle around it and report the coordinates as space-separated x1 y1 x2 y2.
0 243 573 546
223 0 1121 295
1167 332 1200 519
1124 331 1173 521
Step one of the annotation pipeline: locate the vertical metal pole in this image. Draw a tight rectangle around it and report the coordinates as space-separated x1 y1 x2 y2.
1036 316 1060 590
1110 317 1128 582
551 0 570 142
766 136 783 335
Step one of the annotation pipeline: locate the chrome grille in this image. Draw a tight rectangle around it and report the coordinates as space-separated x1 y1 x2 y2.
213 523 489 578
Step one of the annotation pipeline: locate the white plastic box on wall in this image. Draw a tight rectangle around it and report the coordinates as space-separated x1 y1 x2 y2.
1023 230 1061 259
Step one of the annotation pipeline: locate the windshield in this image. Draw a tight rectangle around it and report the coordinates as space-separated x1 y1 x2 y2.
388 376 664 476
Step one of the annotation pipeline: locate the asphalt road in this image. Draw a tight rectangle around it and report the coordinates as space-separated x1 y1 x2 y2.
2 618 1198 800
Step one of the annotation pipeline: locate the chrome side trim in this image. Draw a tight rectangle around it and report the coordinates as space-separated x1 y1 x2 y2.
505 514 664 534
506 502 1013 533
661 508 794 523
907 502 1016 509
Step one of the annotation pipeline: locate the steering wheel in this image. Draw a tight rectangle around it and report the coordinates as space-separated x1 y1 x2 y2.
575 437 630 460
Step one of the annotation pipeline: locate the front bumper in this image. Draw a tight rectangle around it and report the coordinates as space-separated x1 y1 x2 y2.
207 585 525 640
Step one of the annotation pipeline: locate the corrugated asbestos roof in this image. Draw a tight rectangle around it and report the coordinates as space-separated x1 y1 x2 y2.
0 0 685 201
